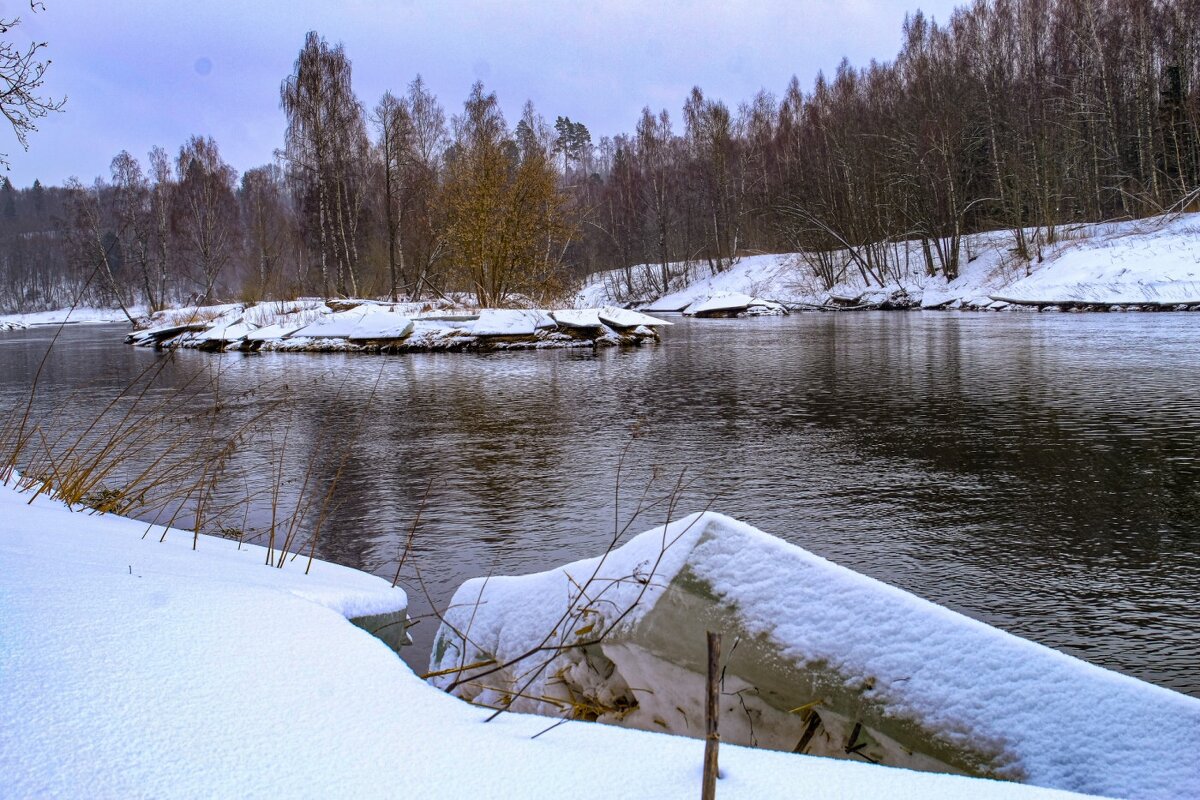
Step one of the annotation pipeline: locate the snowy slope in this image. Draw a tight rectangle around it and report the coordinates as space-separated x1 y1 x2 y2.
993 218 1200 305
0 481 1095 799
576 214 1200 312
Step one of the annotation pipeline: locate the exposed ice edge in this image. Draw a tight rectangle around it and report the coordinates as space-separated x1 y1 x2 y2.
431 511 1200 800
123 302 671 354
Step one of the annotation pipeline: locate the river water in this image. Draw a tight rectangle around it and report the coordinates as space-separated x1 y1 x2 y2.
2 313 1198 695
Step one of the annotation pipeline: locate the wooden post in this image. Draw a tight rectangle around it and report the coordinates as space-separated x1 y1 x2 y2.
702 630 721 800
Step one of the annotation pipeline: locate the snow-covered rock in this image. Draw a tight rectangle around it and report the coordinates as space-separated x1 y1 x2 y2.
471 309 556 336
431 512 1200 800
597 306 672 329
550 308 604 329
683 292 787 317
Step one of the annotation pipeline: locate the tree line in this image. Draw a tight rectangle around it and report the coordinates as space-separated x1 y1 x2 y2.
1 0 1197 313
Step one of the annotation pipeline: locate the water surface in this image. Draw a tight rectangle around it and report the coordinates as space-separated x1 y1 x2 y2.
2 313 1197 695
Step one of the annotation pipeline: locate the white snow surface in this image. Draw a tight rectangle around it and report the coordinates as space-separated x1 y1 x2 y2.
577 213 1200 311
597 305 672 328
288 306 375 338
0 484 1096 800
434 512 1200 800
344 309 415 340
0 306 144 329
992 218 1200 305
550 308 603 328
471 308 556 336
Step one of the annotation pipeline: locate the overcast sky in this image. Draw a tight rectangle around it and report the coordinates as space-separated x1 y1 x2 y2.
5 0 960 188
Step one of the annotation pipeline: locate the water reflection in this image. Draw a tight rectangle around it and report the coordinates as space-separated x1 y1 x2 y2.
2 313 1198 695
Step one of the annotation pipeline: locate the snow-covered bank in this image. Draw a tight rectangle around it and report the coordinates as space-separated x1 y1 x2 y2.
577 213 1200 314
431 513 1200 800
0 305 145 331
0 482 1096 799
125 300 670 353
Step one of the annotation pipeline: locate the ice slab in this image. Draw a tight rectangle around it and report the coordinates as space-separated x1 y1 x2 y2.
597 306 672 328
471 309 556 336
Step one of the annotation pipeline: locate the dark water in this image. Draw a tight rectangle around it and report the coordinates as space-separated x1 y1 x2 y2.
2 313 1198 695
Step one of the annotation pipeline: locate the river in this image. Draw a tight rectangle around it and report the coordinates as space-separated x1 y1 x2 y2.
2 312 1197 695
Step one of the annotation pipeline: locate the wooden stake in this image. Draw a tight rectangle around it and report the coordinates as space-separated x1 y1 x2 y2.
702 630 721 800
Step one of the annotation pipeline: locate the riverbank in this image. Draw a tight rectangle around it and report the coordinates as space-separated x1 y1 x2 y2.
0 478 1098 799
576 212 1200 313
0 305 144 331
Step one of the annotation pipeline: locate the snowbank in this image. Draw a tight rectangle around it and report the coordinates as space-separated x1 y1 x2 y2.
0 482 1095 799
577 213 1200 313
431 512 1200 800
0 306 144 330
992 219 1200 307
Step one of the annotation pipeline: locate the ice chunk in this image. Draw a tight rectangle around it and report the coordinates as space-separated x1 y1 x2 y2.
597 306 672 329
551 308 604 329
471 309 556 336
288 308 373 338
346 311 414 340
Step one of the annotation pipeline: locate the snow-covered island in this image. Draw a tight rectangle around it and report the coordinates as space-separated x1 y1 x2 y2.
122 301 671 353
1 477 1114 800
579 213 1200 314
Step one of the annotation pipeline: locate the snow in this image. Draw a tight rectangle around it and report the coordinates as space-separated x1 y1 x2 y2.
193 319 257 343
289 307 375 338
0 306 143 329
683 291 788 316
597 306 673 329
992 218 1200 306
431 512 1200 800
550 308 604 328
345 309 415 340
0 482 1097 800
471 308 556 336
576 213 1200 312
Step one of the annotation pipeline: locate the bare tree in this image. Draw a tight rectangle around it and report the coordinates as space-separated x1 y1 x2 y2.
0 2 64 169
280 31 368 297
372 91 412 301
172 136 239 300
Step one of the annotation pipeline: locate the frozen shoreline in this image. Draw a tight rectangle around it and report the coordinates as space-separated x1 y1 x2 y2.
4 215 1198 334
576 213 1200 315
0 479 1099 799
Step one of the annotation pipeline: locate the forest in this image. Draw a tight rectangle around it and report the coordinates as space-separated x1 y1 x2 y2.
0 0 1197 314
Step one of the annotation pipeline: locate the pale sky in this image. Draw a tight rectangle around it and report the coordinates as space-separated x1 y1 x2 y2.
5 0 961 188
